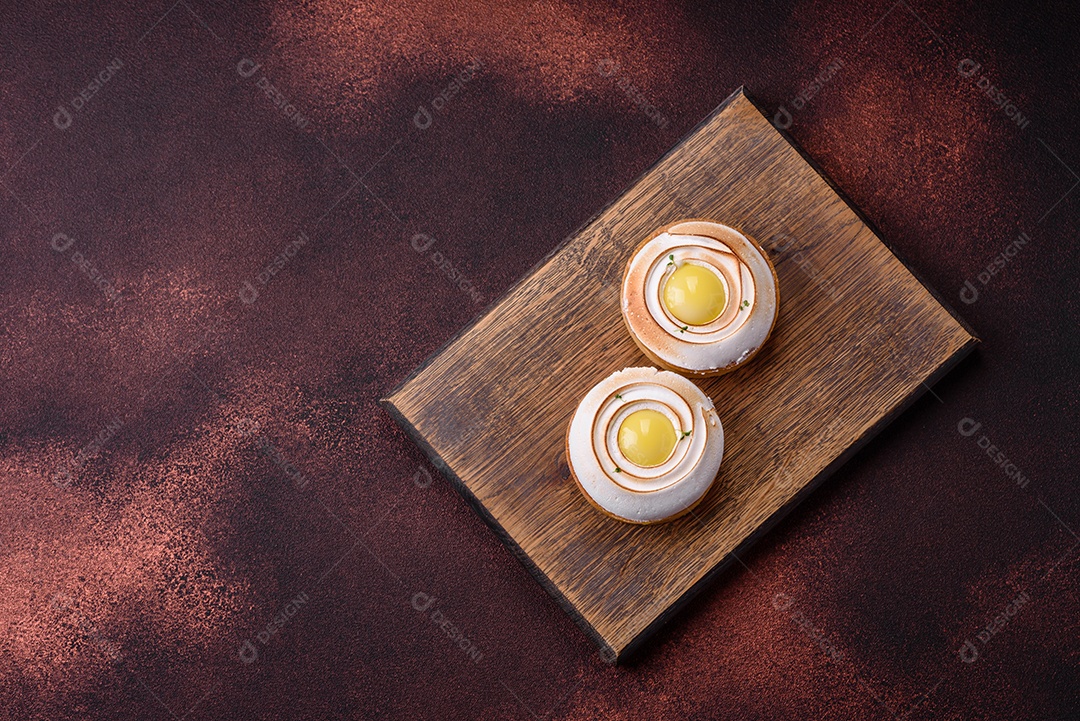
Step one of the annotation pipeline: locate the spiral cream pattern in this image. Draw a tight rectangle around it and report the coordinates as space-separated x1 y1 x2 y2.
622 220 779 376
566 367 724 524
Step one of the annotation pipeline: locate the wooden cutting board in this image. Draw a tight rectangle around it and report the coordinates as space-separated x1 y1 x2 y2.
382 88 977 662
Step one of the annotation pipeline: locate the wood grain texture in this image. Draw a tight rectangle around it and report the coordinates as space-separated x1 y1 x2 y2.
382 88 978 661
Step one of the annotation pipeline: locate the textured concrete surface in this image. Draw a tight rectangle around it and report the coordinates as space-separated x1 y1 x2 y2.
1 1 1077 719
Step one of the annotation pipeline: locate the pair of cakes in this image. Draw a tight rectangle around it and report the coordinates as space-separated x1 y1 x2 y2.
567 220 779 524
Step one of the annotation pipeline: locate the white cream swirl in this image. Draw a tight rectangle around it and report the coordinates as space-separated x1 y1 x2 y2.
567 367 724 524
622 220 779 375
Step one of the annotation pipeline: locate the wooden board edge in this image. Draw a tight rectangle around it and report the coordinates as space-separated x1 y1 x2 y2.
381 86 752 406
614 333 980 662
378 397 620 665
738 90 981 344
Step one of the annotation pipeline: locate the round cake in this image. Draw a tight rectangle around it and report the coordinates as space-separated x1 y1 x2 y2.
621 219 779 376
566 366 724 524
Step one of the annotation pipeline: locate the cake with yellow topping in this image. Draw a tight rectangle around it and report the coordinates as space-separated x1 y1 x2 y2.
621 219 779 376
566 367 724 524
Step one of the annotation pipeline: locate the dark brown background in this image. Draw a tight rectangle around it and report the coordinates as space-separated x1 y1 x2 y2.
1 1 1076 719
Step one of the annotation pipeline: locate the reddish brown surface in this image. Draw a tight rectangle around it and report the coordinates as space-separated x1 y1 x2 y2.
1 1 1076 719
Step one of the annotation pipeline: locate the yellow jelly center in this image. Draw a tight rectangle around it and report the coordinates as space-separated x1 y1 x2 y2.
617 409 678 468
663 263 726 326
